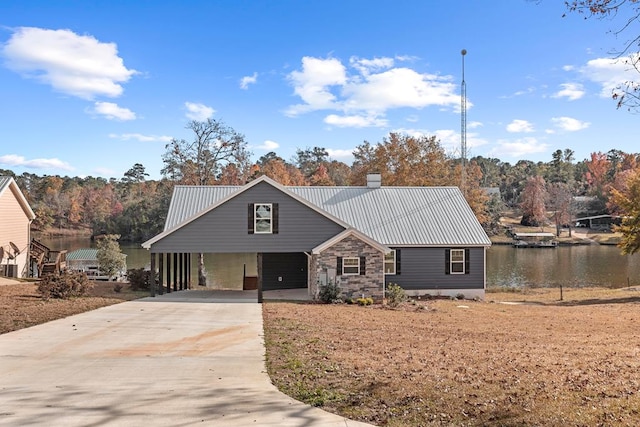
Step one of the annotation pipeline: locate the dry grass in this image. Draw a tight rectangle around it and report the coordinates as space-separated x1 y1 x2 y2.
0 281 147 334
263 287 640 426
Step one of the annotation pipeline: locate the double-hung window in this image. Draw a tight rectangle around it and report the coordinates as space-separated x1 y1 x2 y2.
342 257 360 275
384 250 396 275
254 203 272 234
450 249 465 274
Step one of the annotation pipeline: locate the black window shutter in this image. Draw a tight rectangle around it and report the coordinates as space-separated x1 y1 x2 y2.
465 248 470 274
272 203 279 234
445 249 450 274
396 249 401 275
248 204 254 234
359 256 366 275
337 257 342 276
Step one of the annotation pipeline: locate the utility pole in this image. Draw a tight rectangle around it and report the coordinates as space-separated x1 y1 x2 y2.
460 49 467 196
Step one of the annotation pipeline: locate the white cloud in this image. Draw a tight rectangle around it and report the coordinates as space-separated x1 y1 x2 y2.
240 72 258 89
109 133 172 142
285 56 461 127
349 56 395 75
255 140 279 150
92 101 136 120
551 116 590 131
286 56 347 116
1 27 137 100
326 148 354 159
491 138 549 158
506 119 534 133
324 114 387 128
579 54 640 98
184 102 215 121
552 83 585 101
468 121 483 129
0 154 73 171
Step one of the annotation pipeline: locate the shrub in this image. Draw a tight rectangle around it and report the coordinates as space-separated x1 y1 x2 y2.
127 268 152 291
356 297 373 306
318 280 341 303
37 270 93 300
113 283 123 293
386 282 407 307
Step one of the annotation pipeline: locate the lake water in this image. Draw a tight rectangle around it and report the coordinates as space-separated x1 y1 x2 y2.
38 237 640 289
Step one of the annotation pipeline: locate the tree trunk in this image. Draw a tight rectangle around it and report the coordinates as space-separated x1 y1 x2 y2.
198 253 207 286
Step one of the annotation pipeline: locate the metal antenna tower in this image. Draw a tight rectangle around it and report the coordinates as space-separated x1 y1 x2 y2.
460 49 467 195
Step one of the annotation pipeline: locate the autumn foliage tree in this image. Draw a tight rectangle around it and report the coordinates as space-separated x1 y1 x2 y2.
520 175 547 227
610 169 640 254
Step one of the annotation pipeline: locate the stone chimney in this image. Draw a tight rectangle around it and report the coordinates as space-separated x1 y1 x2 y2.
366 173 381 189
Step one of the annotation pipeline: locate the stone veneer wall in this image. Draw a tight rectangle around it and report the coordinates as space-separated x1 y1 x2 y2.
311 235 384 300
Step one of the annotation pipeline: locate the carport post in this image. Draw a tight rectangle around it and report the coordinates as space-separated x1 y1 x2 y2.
149 252 156 297
173 253 178 291
257 252 263 303
158 254 164 295
166 254 171 293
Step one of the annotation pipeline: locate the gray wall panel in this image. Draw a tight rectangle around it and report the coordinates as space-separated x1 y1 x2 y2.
385 247 485 290
152 182 345 253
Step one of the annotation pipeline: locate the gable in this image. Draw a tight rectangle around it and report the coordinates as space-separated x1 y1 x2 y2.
147 180 345 253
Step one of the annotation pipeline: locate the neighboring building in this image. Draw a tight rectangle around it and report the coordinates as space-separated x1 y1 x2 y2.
0 176 35 278
67 248 127 281
142 175 492 300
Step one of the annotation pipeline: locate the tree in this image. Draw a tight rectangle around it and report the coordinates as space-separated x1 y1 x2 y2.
565 0 640 110
610 169 640 254
161 118 251 286
520 175 547 228
293 147 329 179
96 234 126 280
547 182 574 236
161 119 251 185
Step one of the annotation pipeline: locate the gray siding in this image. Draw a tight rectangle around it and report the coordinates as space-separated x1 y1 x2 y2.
151 182 345 253
385 247 485 290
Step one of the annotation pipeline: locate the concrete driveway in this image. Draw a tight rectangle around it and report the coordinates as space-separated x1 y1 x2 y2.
0 290 373 426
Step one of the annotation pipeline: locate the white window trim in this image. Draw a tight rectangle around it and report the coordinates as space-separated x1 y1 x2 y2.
342 257 360 276
384 250 396 275
254 203 272 234
450 249 465 274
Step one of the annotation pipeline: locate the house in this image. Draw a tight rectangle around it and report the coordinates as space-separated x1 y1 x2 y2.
142 174 492 300
67 248 127 281
0 176 36 278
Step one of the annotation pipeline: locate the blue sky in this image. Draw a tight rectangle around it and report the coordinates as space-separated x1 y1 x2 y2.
1 0 638 180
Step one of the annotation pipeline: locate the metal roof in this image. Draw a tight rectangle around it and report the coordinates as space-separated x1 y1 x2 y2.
162 180 491 247
67 249 99 261
67 248 127 261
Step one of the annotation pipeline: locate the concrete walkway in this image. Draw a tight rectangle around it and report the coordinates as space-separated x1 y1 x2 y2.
0 290 374 426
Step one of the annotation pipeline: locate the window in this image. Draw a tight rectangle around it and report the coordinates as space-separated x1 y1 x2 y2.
450 249 465 274
248 203 278 234
254 203 272 234
384 250 396 275
342 257 360 275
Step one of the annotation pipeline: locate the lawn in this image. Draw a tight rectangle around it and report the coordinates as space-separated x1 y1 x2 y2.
263 287 640 426
0 281 147 334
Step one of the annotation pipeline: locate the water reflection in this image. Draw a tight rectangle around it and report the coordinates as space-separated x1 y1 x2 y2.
487 244 640 289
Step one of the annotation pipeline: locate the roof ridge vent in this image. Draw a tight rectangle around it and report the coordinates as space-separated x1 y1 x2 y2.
366 173 381 189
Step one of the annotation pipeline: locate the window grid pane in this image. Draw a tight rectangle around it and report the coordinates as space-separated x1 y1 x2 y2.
343 257 360 275
254 204 272 233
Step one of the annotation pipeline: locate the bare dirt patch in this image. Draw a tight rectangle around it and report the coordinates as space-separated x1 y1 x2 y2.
263 288 640 426
0 281 147 334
